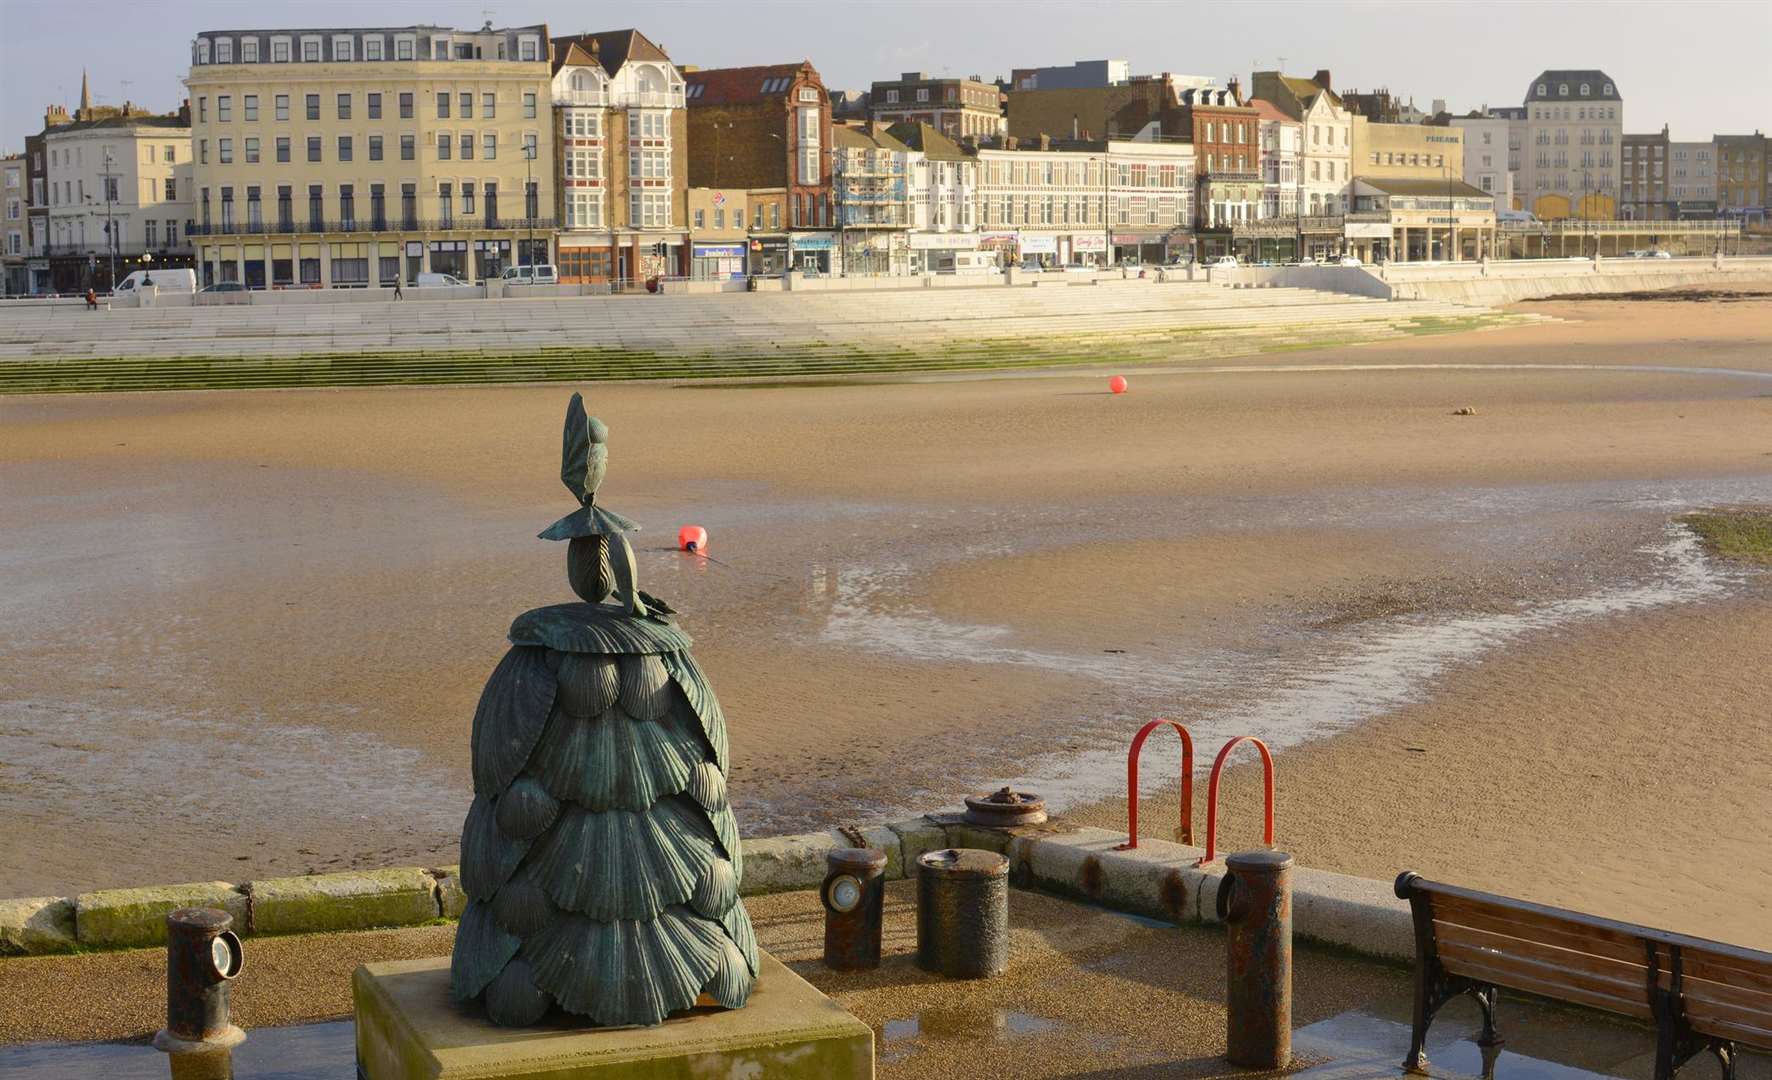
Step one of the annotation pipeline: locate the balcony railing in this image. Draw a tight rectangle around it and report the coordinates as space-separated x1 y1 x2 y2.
187 217 558 238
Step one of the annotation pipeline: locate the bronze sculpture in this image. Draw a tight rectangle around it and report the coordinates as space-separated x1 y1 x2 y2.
450 393 756 1027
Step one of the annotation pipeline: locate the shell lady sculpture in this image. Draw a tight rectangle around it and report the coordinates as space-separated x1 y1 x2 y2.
450 393 755 1027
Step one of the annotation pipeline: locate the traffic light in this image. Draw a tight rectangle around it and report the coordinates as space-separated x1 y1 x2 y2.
652 242 667 258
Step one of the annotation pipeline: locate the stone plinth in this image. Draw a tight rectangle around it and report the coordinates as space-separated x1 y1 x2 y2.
354 951 873 1080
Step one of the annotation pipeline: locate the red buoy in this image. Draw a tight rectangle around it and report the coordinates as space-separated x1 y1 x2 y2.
1109 375 1129 395
678 525 708 553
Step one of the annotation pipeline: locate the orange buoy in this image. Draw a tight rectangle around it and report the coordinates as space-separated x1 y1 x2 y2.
678 525 708 553
1109 375 1129 395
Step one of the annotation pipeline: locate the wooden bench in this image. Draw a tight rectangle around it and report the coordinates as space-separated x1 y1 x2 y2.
1395 872 1772 1079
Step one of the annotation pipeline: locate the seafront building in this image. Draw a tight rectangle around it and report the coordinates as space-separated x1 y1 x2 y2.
2 155 25 294
185 22 557 288
888 122 980 274
1518 69 1622 221
831 123 912 276
548 29 689 283
866 72 1003 139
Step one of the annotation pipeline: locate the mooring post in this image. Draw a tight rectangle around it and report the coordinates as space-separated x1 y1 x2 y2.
1218 851 1294 1070
916 848 1009 979
154 907 245 1079
822 847 888 970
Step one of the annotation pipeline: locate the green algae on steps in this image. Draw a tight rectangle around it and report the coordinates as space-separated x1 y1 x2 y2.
0 312 1533 394
250 868 441 936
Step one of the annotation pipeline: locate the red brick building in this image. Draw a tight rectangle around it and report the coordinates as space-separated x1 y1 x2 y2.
1175 85 1261 252
684 62 834 270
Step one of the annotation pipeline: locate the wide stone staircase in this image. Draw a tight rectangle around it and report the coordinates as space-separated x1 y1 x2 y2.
0 281 1533 394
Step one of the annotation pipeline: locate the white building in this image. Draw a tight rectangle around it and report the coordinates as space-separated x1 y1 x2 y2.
1669 140 1716 216
1298 90 1352 216
1520 69 1622 220
1248 100 1301 219
886 122 979 273
1449 111 1514 207
975 138 1193 267
42 113 194 289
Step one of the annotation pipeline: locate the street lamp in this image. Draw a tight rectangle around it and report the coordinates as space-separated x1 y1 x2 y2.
99 149 119 291
522 140 538 269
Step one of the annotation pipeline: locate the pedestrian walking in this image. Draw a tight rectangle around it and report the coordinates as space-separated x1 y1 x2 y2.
393 277 404 300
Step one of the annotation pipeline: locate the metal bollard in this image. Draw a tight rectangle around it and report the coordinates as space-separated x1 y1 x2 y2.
154 908 246 1079
822 847 887 970
915 848 1008 979
1217 851 1293 1070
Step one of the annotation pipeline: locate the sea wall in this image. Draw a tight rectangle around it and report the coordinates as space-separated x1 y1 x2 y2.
1228 254 1772 305
0 814 1406 962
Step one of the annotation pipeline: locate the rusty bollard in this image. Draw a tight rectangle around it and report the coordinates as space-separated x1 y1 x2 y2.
916 848 1008 979
1217 851 1293 1069
822 847 888 970
153 908 245 1079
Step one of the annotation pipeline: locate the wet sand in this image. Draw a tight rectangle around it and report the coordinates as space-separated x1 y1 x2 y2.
2 298 1770 948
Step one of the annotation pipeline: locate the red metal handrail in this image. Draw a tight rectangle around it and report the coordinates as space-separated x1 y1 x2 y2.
1115 719 1193 850
1198 735 1275 866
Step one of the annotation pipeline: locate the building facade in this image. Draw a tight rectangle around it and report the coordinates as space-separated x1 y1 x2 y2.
1714 132 1767 226
1009 60 1131 92
685 186 748 279
887 122 979 274
550 29 688 284
1248 100 1300 220
186 23 556 288
684 62 835 272
974 138 1194 267
1449 112 1513 206
1349 177 1496 263
24 132 49 292
1621 126 1669 220
1248 70 1349 252
1519 70 1622 220
2 156 25 293
868 73 1002 139
832 124 911 275
1668 139 1717 219
42 109 194 292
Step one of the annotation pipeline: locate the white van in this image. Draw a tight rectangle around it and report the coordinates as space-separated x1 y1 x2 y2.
113 268 197 294
414 272 469 287
501 264 559 284
946 251 998 276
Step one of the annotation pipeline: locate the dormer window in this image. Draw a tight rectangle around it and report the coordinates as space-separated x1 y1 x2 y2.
1558 84 1568 96
1537 83 1547 95
197 38 211 64
1603 83 1613 95
1580 83 1590 95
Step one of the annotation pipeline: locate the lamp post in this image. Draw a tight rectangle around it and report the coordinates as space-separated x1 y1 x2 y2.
100 149 119 291
524 140 537 268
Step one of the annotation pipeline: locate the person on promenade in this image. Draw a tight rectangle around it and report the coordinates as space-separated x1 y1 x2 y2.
84 288 98 311
393 276 404 300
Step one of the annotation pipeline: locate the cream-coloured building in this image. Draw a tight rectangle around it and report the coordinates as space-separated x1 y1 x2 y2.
186 23 555 287
1351 116 1465 184
1519 70 1622 220
42 110 194 289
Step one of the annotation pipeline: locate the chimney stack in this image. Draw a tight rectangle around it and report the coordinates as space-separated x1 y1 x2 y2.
1313 69 1333 91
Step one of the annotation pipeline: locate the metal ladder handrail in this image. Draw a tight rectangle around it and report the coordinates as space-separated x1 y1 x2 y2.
1116 718 1194 850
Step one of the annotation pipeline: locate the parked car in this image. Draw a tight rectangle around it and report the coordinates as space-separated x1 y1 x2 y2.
114 268 197 294
414 272 469 287
1650 249 1674 259
1208 256 1239 268
1337 255 1364 267
1292 257 1319 267
198 281 247 293
501 264 559 284
1628 249 1674 259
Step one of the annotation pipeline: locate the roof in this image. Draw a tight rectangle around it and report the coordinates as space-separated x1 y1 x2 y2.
1524 70 1619 102
684 63 816 106
1357 177 1492 198
47 113 188 135
1280 75 1342 111
832 124 911 152
550 28 670 77
1245 98 1295 124
885 121 969 161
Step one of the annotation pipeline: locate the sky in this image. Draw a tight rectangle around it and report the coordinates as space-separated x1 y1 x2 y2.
3 0 1768 153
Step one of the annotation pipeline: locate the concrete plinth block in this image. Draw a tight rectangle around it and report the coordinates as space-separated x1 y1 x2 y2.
738 832 842 894
0 896 77 955
1290 866 1412 959
433 865 467 920
886 817 948 875
354 951 874 1080
249 868 439 935
1008 828 1211 924
74 881 248 949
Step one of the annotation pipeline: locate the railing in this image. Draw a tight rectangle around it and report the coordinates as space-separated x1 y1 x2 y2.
1199 736 1275 867
1498 219 1739 235
1117 720 1194 849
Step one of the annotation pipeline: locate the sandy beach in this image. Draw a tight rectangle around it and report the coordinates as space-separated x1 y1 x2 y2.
2 295 1768 947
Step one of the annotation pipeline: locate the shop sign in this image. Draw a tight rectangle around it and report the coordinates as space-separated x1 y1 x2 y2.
791 232 836 250
1344 222 1391 238
910 232 978 250
1017 233 1058 254
1071 233 1107 252
693 244 746 258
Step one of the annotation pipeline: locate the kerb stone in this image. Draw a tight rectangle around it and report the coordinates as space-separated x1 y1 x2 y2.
432 865 467 920
75 881 248 949
0 896 77 955
249 869 439 936
739 832 842 894
355 950 873 1079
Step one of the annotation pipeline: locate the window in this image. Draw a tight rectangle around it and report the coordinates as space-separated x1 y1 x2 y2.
165 144 177 162
630 190 670 227
770 203 780 229
437 133 451 160
482 92 495 117
370 183 385 228
145 219 157 247
567 192 600 228
303 39 320 62
199 97 208 122
484 183 498 224
1603 83 1613 95
242 39 258 63
463 182 475 216
368 135 382 161
519 39 537 62
797 106 819 185
306 93 319 120
1558 84 1568 96
917 88 929 102
439 182 453 226
219 138 233 164
483 133 497 159
1537 83 1547 96
308 185 323 230
401 183 417 228
307 136 321 162
220 187 233 229
396 38 413 61
216 38 232 63
367 93 381 119
401 134 415 160
275 94 289 121
339 184 355 229
697 208 707 228
246 186 261 230
460 92 472 118
336 93 351 120
276 136 290 163
886 89 898 104
1580 84 1590 95
365 38 383 61
438 93 450 119
460 134 473 160
244 137 259 163
399 92 413 119
334 37 352 62
524 133 538 159
277 186 292 230
165 177 176 200
523 92 537 118
272 40 289 63
244 95 258 121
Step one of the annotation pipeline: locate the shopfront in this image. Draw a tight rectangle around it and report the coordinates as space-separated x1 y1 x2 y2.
1070 232 1108 267
1016 232 1058 268
909 231 978 274
790 231 836 274
750 236 789 276
692 243 747 281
